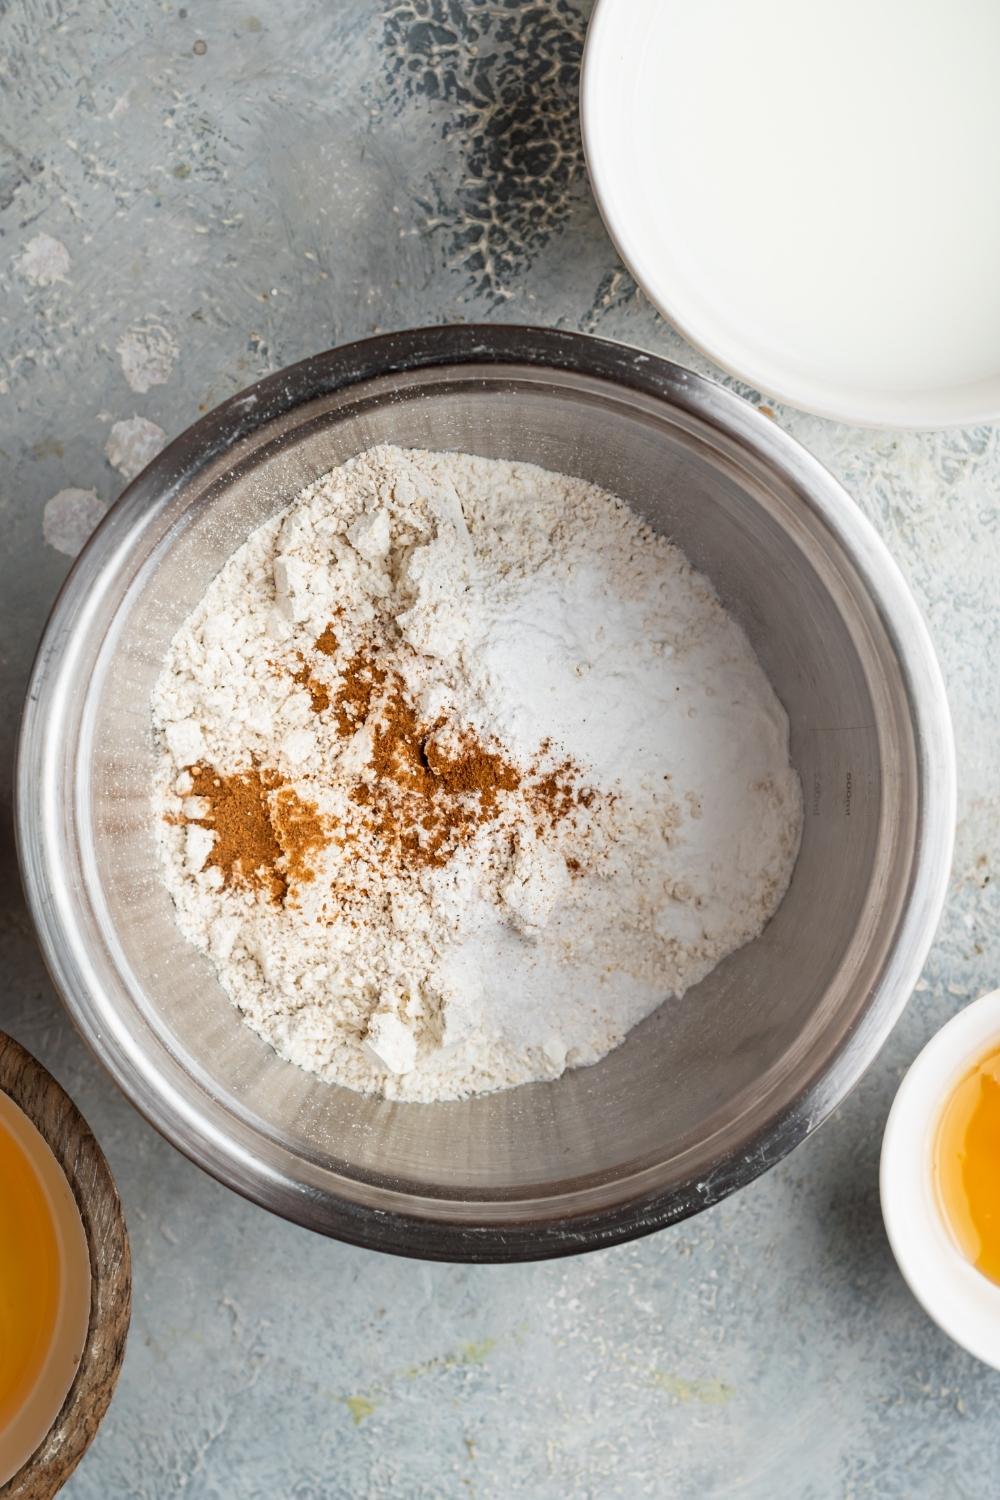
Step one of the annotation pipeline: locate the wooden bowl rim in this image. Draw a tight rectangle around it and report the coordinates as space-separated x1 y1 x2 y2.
0 1033 131 1500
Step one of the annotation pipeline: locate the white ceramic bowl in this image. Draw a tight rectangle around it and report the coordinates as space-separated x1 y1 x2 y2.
881 988 1000 1368
581 0 1000 429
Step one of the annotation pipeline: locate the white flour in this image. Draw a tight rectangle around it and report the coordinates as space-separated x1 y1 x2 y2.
152 446 802 1101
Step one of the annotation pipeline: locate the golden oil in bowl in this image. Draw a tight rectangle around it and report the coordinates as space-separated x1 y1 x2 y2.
934 1042 1000 1287
0 1091 91 1486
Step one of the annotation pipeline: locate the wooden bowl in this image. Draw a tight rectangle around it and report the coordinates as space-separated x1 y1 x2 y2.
0 1033 130 1499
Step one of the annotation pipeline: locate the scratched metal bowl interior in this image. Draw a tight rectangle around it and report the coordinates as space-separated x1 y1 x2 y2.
17 327 954 1261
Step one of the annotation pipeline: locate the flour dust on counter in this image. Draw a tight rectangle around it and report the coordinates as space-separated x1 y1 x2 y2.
152 445 802 1101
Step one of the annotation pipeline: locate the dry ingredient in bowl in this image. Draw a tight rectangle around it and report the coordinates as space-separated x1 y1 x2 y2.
152 446 802 1101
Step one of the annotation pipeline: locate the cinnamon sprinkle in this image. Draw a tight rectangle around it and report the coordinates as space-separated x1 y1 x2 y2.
292 660 330 716
188 642 600 894
270 784 328 887
424 734 521 810
333 648 387 737
184 764 326 903
332 653 595 870
314 622 339 657
528 761 583 823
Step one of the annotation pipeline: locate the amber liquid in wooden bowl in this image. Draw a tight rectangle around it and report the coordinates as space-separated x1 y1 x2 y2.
0 1092 91 1487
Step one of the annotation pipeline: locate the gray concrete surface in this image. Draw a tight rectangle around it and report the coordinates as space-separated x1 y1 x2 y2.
1 2 998 1495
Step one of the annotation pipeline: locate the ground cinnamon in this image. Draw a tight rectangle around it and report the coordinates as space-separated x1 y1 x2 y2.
292 660 330 716
424 734 520 810
527 761 580 824
332 651 593 870
314 622 339 657
202 637 599 892
185 764 326 903
270 784 328 887
333 648 387 737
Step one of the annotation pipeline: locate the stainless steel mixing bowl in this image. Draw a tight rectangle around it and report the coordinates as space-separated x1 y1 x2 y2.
17 326 955 1261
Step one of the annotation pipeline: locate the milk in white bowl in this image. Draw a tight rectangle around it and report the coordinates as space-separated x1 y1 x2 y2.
583 0 1000 426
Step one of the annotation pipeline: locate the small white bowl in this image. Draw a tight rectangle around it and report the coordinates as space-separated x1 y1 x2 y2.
881 988 1000 1368
581 0 1000 429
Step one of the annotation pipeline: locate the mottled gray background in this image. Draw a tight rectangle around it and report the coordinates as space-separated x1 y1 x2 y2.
1 2 998 1496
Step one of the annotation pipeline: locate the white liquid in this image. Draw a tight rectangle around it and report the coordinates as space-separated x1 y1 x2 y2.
597 0 1000 406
